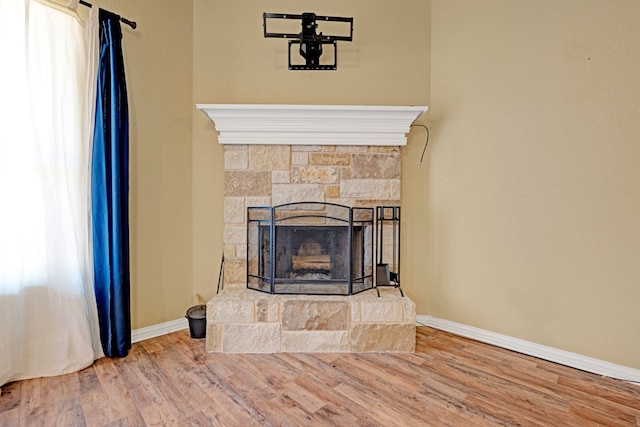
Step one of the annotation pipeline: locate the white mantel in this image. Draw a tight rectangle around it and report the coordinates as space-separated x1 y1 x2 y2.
196 104 428 146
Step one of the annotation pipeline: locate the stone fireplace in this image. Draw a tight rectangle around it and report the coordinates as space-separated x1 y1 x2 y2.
197 104 427 353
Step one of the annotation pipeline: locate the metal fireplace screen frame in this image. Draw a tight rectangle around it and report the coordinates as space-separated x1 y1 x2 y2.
375 205 403 296
247 202 374 295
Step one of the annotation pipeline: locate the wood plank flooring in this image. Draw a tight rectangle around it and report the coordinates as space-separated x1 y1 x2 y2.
1 326 639 426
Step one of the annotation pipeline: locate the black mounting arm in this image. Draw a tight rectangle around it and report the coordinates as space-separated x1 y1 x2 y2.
263 12 354 70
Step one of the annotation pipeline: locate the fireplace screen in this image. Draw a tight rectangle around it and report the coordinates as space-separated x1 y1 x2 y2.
247 202 374 295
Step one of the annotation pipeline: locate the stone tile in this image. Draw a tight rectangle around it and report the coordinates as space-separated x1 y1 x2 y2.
403 298 416 323
256 299 268 322
235 244 247 259
359 299 403 323
272 170 290 184
340 179 400 200
224 148 248 170
208 296 254 323
336 145 368 152
282 300 350 331
224 197 245 224
350 301 361 322
223 225 246 245
223 258 247 285
292 145 322 152
245 196 272 208
225 171 271 197
281 331 349 352
340 167 352 180
222 323 280 353
356 199 401 208
292 152 308 166
391 180 402 199
369 146 400 153
325 197 354 207
352 207 375 222
223 244 236 259
250 145 290 170
292 166 339 184
272 184 325 205
351 153 401 179
206 324 222 352
350 323 416 352
325 185 340 198
309 153 350 166
267 301 280 323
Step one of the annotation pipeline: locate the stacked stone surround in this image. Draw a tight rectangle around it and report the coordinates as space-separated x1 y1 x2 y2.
206 287 416 353
207 143 416 353
222 144 402 288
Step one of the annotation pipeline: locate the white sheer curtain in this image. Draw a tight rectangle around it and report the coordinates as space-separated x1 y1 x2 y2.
0 0 103 386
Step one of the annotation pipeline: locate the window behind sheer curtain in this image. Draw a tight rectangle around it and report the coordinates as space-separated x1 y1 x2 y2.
0 0 103 386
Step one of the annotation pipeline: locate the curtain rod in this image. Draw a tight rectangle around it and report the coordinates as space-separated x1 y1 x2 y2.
79 0 137 29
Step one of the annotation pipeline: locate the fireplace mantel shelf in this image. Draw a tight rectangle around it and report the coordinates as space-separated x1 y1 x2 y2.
196 104 428 146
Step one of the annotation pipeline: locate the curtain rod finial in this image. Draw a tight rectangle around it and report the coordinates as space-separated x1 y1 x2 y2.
121 17 136 29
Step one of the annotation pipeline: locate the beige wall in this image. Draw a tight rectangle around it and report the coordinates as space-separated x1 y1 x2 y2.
429 0 640 369
93 0 194 328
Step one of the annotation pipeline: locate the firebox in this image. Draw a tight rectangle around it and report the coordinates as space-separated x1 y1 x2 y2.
247 202 374 295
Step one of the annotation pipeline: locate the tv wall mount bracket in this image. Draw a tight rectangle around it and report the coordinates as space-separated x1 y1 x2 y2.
263 12 354 70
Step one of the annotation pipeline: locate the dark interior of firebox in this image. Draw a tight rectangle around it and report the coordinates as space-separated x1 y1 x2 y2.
270 225 362 281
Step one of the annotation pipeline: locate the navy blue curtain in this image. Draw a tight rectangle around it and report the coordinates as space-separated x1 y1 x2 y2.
92 9 131 358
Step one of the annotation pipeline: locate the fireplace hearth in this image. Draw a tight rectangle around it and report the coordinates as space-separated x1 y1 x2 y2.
247 202 374 295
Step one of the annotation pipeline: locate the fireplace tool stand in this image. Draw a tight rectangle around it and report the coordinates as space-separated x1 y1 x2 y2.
375 206 403 297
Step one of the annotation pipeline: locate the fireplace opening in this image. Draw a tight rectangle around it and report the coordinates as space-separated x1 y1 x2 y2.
247 202 374 295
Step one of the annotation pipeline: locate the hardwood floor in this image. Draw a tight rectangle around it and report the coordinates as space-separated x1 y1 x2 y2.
1 326 639 426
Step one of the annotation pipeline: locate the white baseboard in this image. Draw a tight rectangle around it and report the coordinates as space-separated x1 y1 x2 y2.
416 315 640 384
131 318 189 343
